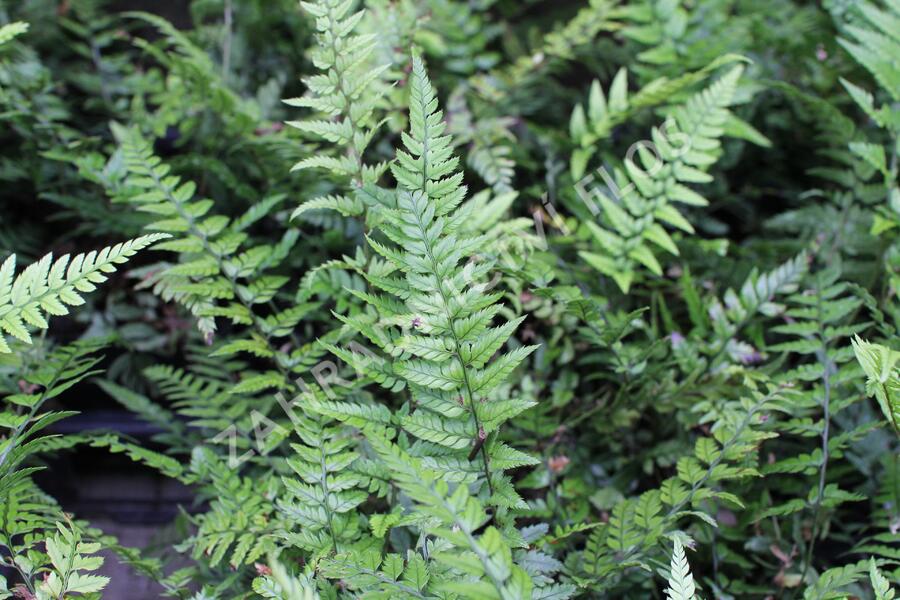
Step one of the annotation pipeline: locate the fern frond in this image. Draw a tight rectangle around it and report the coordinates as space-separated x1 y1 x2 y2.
391 54 466 216
287 0 390 220
870 558 897 600
335 54 537 498
838 1 900 101
0 234 166 352
579 65 747 292
664 539 700 600
852 336 900 438
569 54 750 179
362 431 547 599
0 22 28 46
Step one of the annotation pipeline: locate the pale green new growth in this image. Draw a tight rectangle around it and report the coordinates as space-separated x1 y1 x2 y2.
870 558 896 600
665 539 700 600
38 524 110 599
0 233 167 352
852 336 900 438
0 22 28 46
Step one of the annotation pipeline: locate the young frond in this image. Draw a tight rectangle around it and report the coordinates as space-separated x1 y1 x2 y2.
870 558 897 600
0 22 28 47
391 54 466 216
664 539 700 600
38 524 110 598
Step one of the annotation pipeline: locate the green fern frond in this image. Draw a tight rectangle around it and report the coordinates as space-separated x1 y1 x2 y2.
391 54 466 216
335 53 537 498
569 54 750 179
870 558 897 600
579 65 747 292
288 0 390 220
1 339 108 490
802 559 872 599
253 555 321 599
0 234 166 352
580 382 784 585
278 389 370 555
0 22 28 47
838 1 900 102
38 524 110 598
362 431 550 599
852 336 900 438
664 539 700 600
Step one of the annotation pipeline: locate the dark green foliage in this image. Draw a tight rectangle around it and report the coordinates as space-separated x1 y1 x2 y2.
1 0 899 598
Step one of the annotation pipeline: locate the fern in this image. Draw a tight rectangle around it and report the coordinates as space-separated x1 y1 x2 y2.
838 1 900 104
253 556 320 599
852 336 900 438
4 1 900 597
332 54 538 505
664 539 700 600
578 381 785 590
277 396 372 555
568 54 754 180
0 340 124 600
0 234 166 352
38 523 110 599
0 22 27 47
288 0 390 219
834 1 900 289
870 558 897 600
577 65 749 292
351 431 573 599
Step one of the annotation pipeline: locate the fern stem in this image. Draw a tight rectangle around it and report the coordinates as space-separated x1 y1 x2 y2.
799 273 832 588
0 552 36 596
221 0 233 81
319 444 341 552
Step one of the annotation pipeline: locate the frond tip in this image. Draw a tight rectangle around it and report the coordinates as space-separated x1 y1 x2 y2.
391 53 466 215
0 233 169 352
665 538 700 600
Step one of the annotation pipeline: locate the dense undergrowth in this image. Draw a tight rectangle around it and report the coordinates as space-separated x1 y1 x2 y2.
1 0 899 597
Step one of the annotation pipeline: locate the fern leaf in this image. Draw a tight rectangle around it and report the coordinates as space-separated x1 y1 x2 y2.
665 539 699 600
0 234 167 352
852 336 900 438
